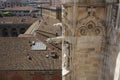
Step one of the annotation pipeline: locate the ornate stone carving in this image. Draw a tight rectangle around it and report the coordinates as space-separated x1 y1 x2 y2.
88 24 93 29
94 27 101 35
62 41 71 76
77 21 103 36
79 26 87 36
63 41 70 69
76 6 105 36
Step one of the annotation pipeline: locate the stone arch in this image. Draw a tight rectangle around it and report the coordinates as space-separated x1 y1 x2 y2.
74 9 106 80
11 28 18 37
19 28 26 34
86 21 95 29
76 16 105 37
76 5 105 37
2 28 9 37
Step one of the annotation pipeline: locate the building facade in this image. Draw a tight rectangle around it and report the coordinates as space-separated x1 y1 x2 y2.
0 0 22 8
0 6 40 17
0 16 40 37
61 0 120 80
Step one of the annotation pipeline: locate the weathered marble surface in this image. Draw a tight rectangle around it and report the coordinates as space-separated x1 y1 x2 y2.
62 0 107 80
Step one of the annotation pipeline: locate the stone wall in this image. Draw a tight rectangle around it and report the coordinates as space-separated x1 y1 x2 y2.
61 0 116 80
107 1 120 80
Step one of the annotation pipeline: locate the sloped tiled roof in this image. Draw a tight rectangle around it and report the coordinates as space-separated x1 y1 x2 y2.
25 16 61 35
23 16 62 52
38 16 61 36
0 37 61 70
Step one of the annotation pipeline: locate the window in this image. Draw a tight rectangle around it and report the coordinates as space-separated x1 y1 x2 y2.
2 28 9 37
19 28 26 34
11 28 18 37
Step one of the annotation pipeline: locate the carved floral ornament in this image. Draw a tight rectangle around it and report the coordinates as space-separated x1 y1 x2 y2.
77 21 104 36
62 5 105 37
76 6 105 36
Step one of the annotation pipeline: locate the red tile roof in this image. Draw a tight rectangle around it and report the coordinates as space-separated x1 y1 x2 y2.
0 37 61 70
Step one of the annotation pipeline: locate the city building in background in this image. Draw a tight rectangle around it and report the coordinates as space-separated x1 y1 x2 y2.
0 0 22 8
0 6 40 17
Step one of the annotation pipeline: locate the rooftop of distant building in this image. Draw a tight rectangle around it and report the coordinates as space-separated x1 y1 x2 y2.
0 6 39 11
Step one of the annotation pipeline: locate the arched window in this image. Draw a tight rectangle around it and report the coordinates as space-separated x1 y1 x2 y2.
2 28 9 37
19 28 26 34
11 28 18 37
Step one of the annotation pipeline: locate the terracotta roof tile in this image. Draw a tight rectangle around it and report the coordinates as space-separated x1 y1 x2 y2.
0 37 61 70
38 16 61 35
25 16 61 37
